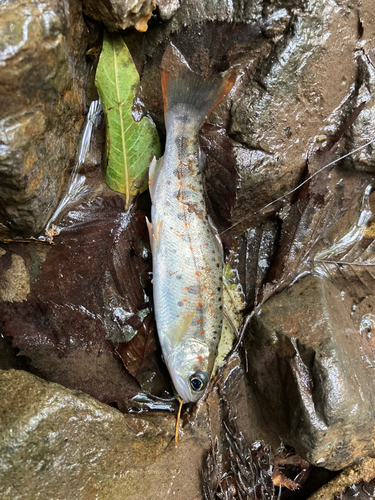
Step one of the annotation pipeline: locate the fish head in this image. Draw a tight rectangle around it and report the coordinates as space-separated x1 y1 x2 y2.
167 338 214 403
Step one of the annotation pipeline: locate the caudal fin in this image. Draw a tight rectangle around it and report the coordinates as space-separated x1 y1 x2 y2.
161 43 236 126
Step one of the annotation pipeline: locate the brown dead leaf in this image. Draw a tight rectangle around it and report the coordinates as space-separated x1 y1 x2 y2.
272 468 300 491
116 313 158 380
1 195 152 404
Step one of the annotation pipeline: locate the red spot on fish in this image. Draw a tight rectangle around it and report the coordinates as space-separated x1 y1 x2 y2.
184 286 189 291
183 298 188 302
197 302 203 308
179 181 183 186
197 319 203 323
199 331 204 335
189 246 193 251
197 356 203 363
195 272 200 276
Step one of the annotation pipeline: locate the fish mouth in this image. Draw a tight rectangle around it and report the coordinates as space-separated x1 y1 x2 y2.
170 371 199 403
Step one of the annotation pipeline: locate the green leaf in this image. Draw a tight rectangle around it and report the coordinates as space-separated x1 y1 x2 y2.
95 31 160 209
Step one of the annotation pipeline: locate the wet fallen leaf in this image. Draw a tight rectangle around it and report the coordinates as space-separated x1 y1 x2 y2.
95 31 160 209
313 186 375 300
1 196 152 404
116 313 159 381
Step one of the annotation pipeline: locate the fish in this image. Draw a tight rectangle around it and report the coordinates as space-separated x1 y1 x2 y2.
147 44 236 404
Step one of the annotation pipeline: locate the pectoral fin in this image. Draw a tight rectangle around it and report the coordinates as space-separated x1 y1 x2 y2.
146 217 162 253
149 156 164 201
170 311 195 349
146 216 153 248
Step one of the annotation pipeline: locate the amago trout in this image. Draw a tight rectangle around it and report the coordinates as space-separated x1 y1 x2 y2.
147 44 235 404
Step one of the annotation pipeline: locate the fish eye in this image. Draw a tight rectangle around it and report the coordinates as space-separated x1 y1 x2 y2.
189 371 209 392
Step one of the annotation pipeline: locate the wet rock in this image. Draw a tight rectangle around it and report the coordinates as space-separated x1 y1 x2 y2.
0 0 87 236
246 275 375 470
0 369 259 500
0 369 197 500
229 0 364 226
307 457 375 499
82 0 157 32
157 0 180 21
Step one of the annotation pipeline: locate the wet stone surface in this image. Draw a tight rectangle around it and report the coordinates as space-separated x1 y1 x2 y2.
82 0 159 32
246 275 375 471
0 0 88 236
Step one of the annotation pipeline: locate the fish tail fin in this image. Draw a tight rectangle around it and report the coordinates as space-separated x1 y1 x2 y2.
161 43 236 127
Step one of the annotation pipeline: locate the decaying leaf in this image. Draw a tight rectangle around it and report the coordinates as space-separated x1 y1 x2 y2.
116 313 159 381
1 196 152 404
95 31 160 209
313 185 375 300
202 417 301 499
272 468 300 491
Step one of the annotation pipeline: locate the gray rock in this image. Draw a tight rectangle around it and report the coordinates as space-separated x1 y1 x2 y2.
0 369 202 500
82 0 157 32
246 275 375 470
0 0 87 236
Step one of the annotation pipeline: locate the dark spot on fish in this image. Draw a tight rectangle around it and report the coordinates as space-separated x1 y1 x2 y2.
216 264 220 268
218 298 222 302
177 275 182 280
219 277 223 281
205 215 208 220
166 180 171 185
177 213 184 220
177 114 189 123
219 306 222 310
172 249 177 253
166 201 170 207
217 288 220 292
188 285 200 295
178 301 183 307
199 181 203 185
173 169 178 176
173 191 179 198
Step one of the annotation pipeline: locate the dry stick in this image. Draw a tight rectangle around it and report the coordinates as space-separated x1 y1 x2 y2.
175 397 184 448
